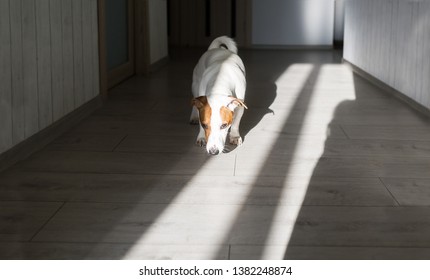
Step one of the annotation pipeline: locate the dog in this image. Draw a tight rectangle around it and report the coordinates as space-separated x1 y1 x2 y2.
190 36 247 155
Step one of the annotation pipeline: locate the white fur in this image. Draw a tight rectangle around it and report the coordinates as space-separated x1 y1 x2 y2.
191 36 247 155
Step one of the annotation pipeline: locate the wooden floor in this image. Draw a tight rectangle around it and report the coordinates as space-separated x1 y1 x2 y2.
1 49 430 259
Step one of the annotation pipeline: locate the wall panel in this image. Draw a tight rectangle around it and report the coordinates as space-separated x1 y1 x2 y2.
36 0 53 130
82 0 94 102
9 0 25 145
50 0 65 122
72 0 85 107
0 0 13 151
423 2 430 106
344 0 430 109
22 0 39 137
91 0 100 100
61 0 75 115
0 0 100 155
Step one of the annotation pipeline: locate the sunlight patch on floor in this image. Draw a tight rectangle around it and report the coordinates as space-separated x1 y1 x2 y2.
260 64 356 259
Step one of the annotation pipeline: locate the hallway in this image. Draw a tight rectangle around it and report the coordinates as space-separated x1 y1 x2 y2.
1 49 430 259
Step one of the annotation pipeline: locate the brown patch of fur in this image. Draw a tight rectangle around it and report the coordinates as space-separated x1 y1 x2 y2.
220 106 234 125
192 96 212 140
192 96 208 109
201 106 212 141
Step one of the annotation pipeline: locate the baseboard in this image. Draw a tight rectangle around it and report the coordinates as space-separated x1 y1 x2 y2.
0 96 103 173
343 58 430 119
149 56 169 73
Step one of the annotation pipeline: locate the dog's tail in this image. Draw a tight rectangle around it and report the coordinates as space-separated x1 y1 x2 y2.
208 36 238 54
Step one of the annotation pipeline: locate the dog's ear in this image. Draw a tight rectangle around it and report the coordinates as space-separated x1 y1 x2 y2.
191 96 208 109
227 98 248 111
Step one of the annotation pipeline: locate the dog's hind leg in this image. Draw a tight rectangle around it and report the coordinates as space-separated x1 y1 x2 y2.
229 106 244 145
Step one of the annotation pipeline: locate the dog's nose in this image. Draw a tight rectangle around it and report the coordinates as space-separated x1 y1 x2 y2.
208 147 219 155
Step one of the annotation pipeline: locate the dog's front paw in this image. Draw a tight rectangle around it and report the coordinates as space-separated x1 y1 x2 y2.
229 135 243 146
196 137 207 147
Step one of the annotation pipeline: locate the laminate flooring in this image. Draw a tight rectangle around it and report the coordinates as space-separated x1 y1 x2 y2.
1 49 430 259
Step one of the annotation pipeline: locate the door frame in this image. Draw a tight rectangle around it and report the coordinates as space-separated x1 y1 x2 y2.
98 0 150 94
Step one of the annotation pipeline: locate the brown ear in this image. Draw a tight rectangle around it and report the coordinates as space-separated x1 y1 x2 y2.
191 96 208 109
227 98 248 110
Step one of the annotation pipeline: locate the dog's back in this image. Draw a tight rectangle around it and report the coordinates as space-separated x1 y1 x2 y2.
192 37 245 100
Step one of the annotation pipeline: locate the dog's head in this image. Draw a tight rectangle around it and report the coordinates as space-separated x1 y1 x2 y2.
192 95 247 155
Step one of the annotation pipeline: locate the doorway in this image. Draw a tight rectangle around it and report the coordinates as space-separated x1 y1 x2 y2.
167 0 251 47
99 0 136 93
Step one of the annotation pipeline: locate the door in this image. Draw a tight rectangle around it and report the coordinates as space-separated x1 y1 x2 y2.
168 0 251 47
99 0 135 92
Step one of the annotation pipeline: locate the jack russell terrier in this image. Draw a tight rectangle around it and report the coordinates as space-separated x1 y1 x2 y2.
190 36 247 155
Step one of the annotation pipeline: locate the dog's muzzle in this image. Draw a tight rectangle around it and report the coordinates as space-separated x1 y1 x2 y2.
208 146 220 155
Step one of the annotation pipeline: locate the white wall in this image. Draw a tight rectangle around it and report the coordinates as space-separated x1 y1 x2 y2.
148 0 168 64
344 0 430 109
0 0 99 155
252 0 335 46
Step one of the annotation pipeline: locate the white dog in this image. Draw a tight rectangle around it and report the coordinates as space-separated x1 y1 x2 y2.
190 36 247 155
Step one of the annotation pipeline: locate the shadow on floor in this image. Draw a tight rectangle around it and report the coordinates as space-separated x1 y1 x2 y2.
282 72 430 259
